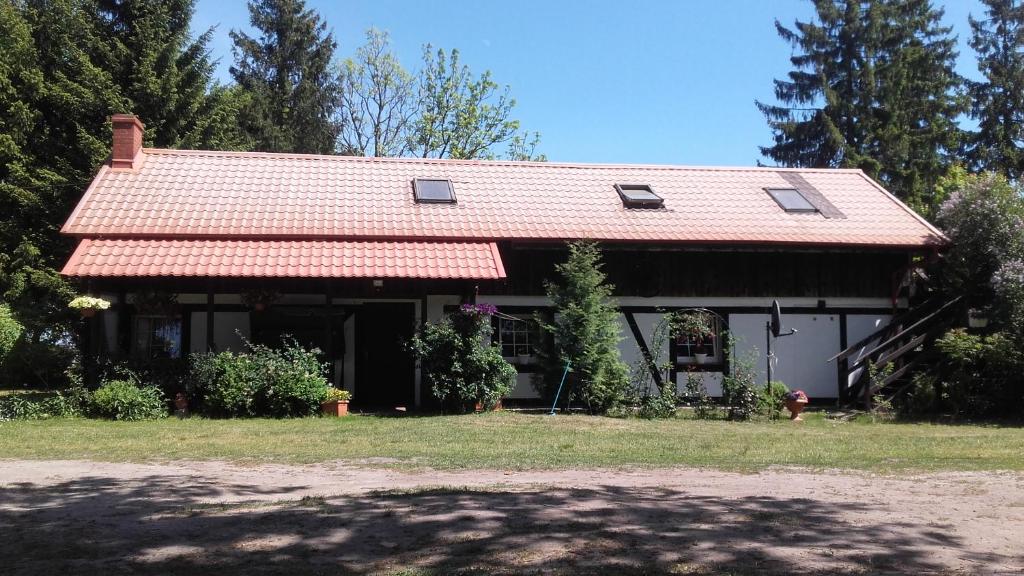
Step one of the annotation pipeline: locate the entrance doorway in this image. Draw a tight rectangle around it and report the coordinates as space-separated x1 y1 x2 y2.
355 302 416 407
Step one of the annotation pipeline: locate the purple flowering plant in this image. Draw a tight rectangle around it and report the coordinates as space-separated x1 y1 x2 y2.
460 303 497 316
784 389 808 402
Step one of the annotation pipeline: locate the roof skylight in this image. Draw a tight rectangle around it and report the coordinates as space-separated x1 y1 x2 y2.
615 184 664 208
766 188 817 213
413 178 456 203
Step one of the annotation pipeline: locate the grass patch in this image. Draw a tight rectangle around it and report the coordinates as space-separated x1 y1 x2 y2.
0 411 1022 472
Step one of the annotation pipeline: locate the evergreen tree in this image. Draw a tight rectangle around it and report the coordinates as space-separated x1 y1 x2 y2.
757 0 964 212
0 0 125 386
967 0 1024 180
230 0 341 153
537 241 629 414
96 0 251 150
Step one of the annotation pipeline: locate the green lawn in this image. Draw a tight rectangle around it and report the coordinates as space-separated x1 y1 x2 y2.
2 411 1022 472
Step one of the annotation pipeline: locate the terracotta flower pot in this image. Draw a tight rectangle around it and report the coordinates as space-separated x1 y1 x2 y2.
474 399 503 413
79 308 96 318
322 400 349 417
785 398 808 421
253 302 266 312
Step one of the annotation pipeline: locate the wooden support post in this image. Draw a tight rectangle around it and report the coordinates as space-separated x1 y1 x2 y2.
117 290 130 356
325 282 334 385
206 285 215 352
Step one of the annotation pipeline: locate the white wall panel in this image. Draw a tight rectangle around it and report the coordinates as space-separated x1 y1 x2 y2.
729 312 841 398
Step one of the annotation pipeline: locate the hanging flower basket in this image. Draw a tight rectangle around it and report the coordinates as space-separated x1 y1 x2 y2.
68 296 111 318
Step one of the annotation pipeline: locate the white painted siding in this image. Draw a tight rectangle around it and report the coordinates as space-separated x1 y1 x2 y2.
729 313 842 398
189 311 251 353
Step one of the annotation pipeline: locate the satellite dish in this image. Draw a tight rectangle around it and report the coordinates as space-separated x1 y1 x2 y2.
770 300 783 337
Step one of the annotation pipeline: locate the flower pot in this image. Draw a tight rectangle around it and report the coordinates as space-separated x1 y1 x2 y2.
321 400 349 417
253 302 266 312
967 309 988 328
784 398 808 421
694 353 708 365
79 308 96 318
474 399 503 413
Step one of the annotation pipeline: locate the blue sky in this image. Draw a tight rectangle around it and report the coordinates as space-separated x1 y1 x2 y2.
194 0 986 166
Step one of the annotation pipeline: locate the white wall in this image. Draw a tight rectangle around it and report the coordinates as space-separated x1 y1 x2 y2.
480 295 889 400
189 311 251 353
730 313 841 398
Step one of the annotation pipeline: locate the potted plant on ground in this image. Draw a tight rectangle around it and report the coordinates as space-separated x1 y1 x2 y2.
783 389 809 421
69 296 111 318
321 388 352 417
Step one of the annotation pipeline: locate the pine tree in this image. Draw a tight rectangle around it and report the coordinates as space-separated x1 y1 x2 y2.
96 0 251 150
537 241 629 414
967 0 1024 180
230 0 341 153
757 0 964 212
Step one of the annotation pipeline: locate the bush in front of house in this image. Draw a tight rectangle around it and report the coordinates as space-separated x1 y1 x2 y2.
0 304 23 367
409 303 516 413
88 379 166 421
0 386 89 421
537 241 630 414
190 337 331 418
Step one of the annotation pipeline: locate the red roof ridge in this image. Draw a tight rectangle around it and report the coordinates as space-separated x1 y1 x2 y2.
141 147 869 174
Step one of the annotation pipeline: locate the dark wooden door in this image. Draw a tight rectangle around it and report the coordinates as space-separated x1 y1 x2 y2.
355 303 416 407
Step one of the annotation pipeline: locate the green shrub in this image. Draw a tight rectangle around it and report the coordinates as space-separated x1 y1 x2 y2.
933 328 1024 417
637 380 678 419
0 304 23 366
190 351 262 417
190 338 330 418
681 370 716 419
252 339 331 417
758 380 789 420
722 355 759 421
0 386 89 421
409 304 515 413
89 380 166 421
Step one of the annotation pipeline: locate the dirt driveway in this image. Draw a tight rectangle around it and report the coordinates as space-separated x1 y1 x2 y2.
2 460 1022 575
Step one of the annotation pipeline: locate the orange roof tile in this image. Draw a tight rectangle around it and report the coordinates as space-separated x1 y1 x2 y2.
62 148 946 248
61 239 506 280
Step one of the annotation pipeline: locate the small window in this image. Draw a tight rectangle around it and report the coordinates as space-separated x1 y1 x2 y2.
674 315 724 366
766 188 817 213
133 315 182 359
497 315 541 362
615 184 664 208
413 178 456 203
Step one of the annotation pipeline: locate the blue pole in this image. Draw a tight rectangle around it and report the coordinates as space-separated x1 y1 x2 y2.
548 361 571 415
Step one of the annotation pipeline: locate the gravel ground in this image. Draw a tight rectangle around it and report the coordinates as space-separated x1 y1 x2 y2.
2 459 1023 575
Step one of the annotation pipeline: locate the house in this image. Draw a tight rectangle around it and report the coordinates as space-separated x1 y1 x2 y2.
61 114 947 407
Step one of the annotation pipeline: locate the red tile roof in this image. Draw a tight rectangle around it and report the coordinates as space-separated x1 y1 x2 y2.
61 239 506 280
62 148 946 249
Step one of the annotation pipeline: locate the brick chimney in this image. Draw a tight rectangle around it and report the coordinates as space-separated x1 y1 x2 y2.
110 114 145 169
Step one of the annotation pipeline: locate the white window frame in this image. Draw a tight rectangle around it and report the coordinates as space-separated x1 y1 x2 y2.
674 315 724 365
497 314 541 363
132 315 182 359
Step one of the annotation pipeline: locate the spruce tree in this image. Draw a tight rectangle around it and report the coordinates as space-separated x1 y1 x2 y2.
96 0 251 150
757 0 964 212
967 0 1024 180
537 241 629 414
230 0 341 153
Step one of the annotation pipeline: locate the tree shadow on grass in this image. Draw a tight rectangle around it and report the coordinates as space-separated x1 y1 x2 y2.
1 475 1016 575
